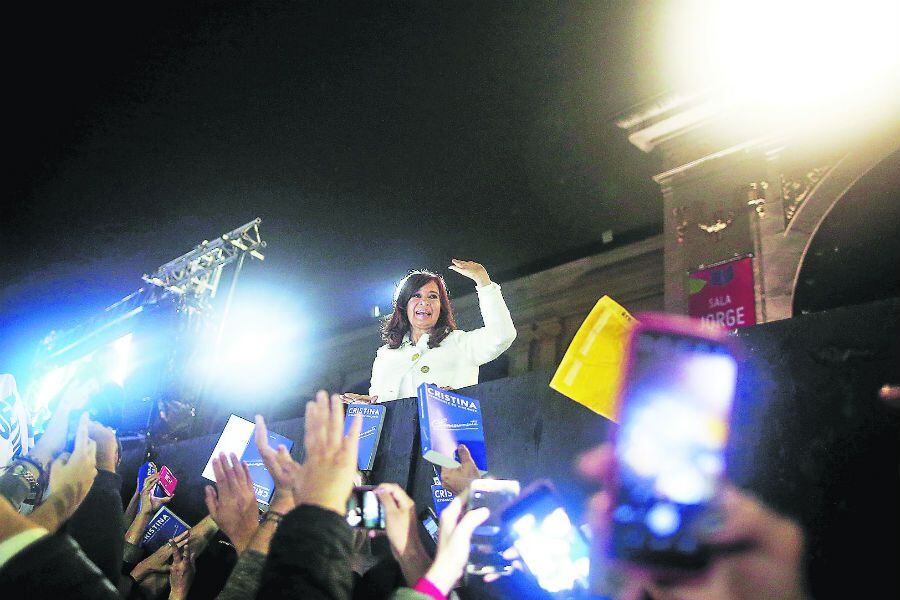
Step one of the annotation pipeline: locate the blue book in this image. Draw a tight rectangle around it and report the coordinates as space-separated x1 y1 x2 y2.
202 414 294 505
343 403 386 471
141 506 189 554
431 483 455 517
417 383 488 471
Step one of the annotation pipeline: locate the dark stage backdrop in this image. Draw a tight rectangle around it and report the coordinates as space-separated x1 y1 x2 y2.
120 297 899 599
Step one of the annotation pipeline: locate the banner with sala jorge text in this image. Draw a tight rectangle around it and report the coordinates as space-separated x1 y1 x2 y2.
688 256 756 329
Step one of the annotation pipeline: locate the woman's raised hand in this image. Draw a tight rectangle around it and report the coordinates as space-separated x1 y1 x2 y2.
449 259 491 287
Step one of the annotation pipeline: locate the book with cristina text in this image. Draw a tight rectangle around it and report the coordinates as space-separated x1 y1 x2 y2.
201 414 294 505
417 383 487 471
343 402 386 471
141 506 190 554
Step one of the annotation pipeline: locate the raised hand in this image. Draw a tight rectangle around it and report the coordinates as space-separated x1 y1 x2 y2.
27 378 98 469
423 494 490 595
448 259 491 287
29 413 98 533
441 444 480 496
47 413 97 498
294 393 362 515
87 420 119 473
254 415 300 512
376 482 432 584
577 443 811 600
204 453 259 555
168 538 196 600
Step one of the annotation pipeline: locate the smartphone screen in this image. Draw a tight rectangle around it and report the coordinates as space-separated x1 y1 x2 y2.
346 486 385 530
466 479 520 575
422 512 439 543
612 320 737 570
503 483 590 594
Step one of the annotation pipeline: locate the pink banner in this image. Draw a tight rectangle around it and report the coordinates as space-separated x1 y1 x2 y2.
688 257 756 329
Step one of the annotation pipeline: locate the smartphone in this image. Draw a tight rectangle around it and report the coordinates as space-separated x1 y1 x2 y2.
610 313 738 571
419 506 440 544
465 478 520 576
64 409 87 453
137 461 157 493
154 466 178 497
501 480 591 594
346 486 385 530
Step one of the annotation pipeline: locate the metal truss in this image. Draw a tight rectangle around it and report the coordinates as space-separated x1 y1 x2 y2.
142 218 266 300
38 219 266 362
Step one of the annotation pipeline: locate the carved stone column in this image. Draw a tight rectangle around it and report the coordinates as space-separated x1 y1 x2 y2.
507 323 536 376
532 318 563 371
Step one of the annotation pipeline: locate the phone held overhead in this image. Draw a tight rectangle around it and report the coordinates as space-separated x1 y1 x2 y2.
465 478 520 577
609 312 739 572
346 486 386 530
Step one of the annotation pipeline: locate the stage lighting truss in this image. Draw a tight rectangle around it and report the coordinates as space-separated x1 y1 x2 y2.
39 218 266 363
142 218 266 302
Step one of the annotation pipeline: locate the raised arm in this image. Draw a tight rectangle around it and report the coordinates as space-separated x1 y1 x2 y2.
28 414 97 533
256 394 362 600
448 259 516 365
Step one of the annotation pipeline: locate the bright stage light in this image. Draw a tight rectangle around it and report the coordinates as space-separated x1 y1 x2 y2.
663 1 900 128
34 365 73 409
108 333 133 387
198 291 306 397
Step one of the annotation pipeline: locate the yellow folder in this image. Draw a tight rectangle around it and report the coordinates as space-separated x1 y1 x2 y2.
549 296 637 421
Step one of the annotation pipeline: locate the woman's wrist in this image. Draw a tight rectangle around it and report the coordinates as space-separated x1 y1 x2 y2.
413 576 447 600
268 499 293 516
422 563 458 597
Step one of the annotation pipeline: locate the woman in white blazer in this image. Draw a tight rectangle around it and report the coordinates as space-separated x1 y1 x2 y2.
343 259 516 403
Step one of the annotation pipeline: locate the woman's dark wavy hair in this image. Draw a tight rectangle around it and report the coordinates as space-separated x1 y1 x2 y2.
382 270 457 349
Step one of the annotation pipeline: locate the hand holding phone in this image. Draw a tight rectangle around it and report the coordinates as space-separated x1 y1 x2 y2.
610 314 738 571
465 478 520 576
346 486 385 530
420 506 440 544
500 480 590 594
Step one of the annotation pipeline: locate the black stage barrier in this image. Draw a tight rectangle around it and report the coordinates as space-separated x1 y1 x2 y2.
120 297 899 599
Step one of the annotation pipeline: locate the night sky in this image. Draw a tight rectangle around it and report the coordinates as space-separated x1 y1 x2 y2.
3 2 670 377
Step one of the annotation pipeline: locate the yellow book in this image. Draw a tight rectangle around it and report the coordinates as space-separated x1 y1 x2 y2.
549 296 637 421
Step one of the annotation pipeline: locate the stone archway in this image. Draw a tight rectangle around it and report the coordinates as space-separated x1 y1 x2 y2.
616 92 899 323
764 132 900 319
791 147 900 314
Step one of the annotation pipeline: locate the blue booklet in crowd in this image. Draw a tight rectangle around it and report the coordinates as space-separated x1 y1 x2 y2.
201 414 294 505
141 506 189 554
343 403 386 471
431 483 455 516
417 383 488 471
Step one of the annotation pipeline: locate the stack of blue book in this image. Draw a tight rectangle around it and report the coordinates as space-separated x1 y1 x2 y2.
343 403 387 471
417 383 487 471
